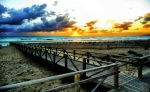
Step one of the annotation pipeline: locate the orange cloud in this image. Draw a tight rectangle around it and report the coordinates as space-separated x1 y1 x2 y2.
143 24 150 28
113 22 132 30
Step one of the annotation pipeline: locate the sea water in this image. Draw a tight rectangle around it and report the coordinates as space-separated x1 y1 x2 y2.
0 36 150 46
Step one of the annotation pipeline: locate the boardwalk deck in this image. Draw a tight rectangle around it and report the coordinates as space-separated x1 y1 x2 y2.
39 48 150 91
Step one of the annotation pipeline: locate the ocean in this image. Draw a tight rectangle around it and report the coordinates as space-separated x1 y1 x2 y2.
0 36 150 46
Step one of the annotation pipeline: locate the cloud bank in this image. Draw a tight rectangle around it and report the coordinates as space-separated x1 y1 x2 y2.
0 3 75 33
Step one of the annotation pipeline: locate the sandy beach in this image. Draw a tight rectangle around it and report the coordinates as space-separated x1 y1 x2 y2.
0 46 87 92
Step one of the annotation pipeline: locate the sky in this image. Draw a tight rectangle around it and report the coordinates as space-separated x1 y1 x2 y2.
0 0 150 36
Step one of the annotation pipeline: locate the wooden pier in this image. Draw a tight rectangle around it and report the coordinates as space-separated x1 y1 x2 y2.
1 42 150 92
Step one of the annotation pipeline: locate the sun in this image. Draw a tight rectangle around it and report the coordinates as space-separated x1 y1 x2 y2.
72 31 80 36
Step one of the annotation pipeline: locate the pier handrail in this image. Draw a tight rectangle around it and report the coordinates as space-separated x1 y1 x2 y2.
0 63 119 91
10 42 150 78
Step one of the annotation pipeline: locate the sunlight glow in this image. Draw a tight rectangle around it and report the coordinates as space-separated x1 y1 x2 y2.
72 31 80 36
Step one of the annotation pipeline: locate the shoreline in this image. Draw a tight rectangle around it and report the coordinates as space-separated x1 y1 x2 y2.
0 38 150 47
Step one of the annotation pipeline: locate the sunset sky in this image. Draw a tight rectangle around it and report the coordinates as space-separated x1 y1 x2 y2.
0 0 150 36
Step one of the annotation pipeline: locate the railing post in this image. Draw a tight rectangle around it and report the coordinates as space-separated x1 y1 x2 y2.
53 52 56 68
45 49 48 67
56 48 58 55
63 49 65 56
29 45 31 53
82 58 86 79
87 52 89 63
50 47 52 54
138 59 142 78
64 54 68 72
25 45 27 52
45 46 46 50
73 50 76 60
23 45 25 51
39 47 42 58
114 65 119 89
45 50 48 61
106 55 110 63
34 48 37 60
31 46 34 55
74 74 81 92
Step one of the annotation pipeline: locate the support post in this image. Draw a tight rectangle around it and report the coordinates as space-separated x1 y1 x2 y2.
106 55 110 63
35 48 37 57
138 59 142 78
34 48 37 60
87 52 89 63
39 47 42 58
31 46 34 55
23 45 25 51
56 48 58 55
63 49 65 56
64 54 68 72
45 50 48 68
74 74 81 92
53 52 56 68
50 47 52 54
82 58 86 79
25 45 27 52
45 50 48 61
45 46 46 50
73 50 76 60
114 65 119 89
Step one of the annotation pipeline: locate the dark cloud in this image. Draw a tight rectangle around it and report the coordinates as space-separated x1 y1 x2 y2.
32 14 76 31
0 4 47 25
143 13 150 23
113 22 132 30
138 13 150 24
0 4 7 14
143 24 150 28
0 4 76 33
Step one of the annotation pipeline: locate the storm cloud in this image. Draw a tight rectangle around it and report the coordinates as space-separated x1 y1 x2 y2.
0 4 76 33
0 4 7 15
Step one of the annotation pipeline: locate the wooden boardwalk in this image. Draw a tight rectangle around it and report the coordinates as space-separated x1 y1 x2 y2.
10 42 150 92
47 53 150 92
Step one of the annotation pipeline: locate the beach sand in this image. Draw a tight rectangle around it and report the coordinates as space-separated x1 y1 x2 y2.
0 46 86 92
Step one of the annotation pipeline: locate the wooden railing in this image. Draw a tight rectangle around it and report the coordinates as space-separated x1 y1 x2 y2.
10 42 150 78
56 47 150 79
6 42 121 91
0 61 118 92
